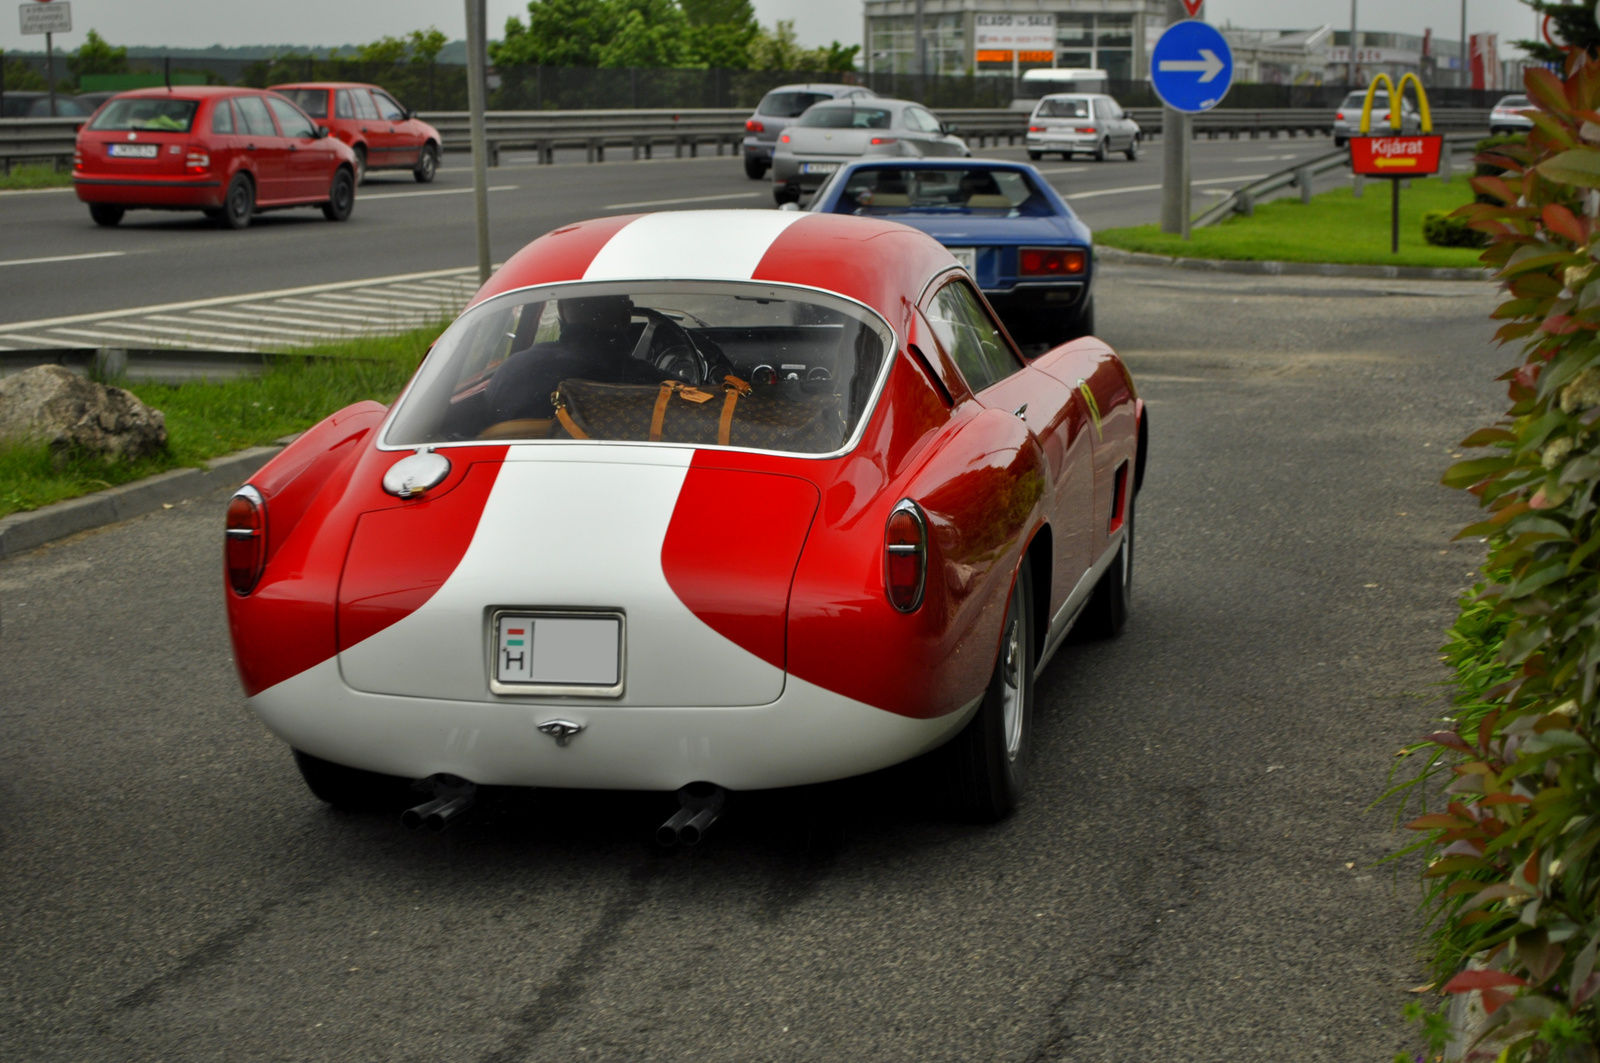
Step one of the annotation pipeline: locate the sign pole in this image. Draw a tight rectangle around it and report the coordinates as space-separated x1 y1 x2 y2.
45 30 53 118
1391 177 1400 253
464 0 491 285
1155 1 1227 240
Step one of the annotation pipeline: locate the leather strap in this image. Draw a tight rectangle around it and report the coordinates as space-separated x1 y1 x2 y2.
717 376 750 447
554 404 589 439
650 382 674 442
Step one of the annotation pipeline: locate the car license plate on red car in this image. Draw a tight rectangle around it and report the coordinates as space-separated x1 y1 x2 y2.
109 144 159 158
492 612 623 696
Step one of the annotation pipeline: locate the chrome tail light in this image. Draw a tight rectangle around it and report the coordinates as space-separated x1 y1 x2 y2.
225 485 267 595
885 499 928 613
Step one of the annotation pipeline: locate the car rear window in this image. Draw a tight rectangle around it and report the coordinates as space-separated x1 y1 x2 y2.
832 167 1053 216
384 281 892 456
1498 96 1529 108
795 106 892 129
758 91 832 117
276 88 328 118
88 98 198 132
1035 97 1090 118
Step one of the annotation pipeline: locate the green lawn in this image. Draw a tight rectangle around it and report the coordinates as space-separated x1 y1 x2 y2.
0 166 75 191
1095 175 1487 269
0 321 451 519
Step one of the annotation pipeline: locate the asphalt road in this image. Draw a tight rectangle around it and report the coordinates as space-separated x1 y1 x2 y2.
0 135 1345 326
0 261 1503 1061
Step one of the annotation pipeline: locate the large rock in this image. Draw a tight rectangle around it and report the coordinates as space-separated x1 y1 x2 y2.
0 365 167 462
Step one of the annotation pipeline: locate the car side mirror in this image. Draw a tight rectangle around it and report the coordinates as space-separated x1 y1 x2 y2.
943 122 959 135
405 109 416 121
314 125 329 139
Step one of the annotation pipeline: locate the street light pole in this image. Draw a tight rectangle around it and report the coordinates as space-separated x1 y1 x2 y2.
464 0 491 285
1159 0 1194 238
1460 0 1469 89
1348 0 1357 86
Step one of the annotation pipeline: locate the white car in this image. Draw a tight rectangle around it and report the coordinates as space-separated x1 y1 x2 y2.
1025 94 1141 162
1489 94 1534 136
770 99 969 206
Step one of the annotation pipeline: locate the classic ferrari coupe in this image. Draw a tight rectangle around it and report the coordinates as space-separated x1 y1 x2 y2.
225 209 1144 833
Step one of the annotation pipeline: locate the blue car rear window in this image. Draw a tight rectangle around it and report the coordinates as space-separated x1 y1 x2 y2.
831 167 1054 216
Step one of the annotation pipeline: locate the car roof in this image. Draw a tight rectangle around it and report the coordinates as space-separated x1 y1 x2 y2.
269 82 382 91
467 211 957 329
763 83 871 95
100 86 267 100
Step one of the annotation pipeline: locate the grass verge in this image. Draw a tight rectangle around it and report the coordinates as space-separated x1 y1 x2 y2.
1095 176 1486 269
0 320 450 519
0 166 75 191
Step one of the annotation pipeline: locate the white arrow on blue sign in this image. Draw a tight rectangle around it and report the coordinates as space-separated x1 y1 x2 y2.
1151 19 1234 114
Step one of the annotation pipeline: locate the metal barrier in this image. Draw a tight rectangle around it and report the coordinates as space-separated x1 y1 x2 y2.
1192 132 1484 229
0 108 1496 172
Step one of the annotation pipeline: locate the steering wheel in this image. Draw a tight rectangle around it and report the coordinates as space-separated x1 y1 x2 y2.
631 308 736 387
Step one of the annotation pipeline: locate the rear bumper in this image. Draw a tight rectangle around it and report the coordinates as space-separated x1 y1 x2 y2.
74 173 224 208
250 657 975 792
985 279 1091 315
1025 132 1100 149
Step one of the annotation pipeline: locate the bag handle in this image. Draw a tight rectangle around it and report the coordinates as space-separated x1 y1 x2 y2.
718 375 751 447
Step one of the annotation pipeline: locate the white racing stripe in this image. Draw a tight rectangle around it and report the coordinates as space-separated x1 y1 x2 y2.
584 209 810 282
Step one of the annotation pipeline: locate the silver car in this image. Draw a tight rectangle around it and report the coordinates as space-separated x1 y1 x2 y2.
771 99 970 205
742 83 877 180
1490 94 1534 136
1025 93 1141 162
1333 89 1420 147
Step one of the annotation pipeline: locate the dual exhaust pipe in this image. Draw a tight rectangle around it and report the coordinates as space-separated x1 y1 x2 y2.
402 777 476 832
656 782 725 847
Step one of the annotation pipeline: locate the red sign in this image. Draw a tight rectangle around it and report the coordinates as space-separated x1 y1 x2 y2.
1182 0 1203 15
1349 134 1443 176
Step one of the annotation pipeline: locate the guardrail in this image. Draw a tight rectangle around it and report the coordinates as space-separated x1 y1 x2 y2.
1192 132 1485 229
0 108 1497 172
0 347 325 383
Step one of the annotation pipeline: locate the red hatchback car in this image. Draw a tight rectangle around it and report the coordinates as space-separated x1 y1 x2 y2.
270 82 441 184
74 87 359 230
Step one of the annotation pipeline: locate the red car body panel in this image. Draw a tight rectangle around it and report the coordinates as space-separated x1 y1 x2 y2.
225 211 1143 790
268 82 442 172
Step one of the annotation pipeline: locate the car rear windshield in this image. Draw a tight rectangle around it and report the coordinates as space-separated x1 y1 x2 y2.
795 106 892 129
1498 96 1529 108
758 91 832 117
88 98 198 132
1343 91 1386 107
275 88 328 118
832 167 1054 217
385 282 893 455
1034 97 1091 118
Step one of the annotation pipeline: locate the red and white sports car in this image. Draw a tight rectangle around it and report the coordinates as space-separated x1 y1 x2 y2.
224 209 1144 831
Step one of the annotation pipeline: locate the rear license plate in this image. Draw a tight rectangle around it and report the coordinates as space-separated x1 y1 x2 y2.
109 144 159 158
948 247 977 274
492 611 624 696
800 162 839 175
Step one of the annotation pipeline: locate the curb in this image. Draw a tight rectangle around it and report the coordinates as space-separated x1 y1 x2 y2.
0 444 285 561
1095 244 1494 282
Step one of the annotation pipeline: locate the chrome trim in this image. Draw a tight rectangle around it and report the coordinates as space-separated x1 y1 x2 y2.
536 719 586 746
377 278 901 463
885 498 928 613
1034 528 1125 679
486 608 627 699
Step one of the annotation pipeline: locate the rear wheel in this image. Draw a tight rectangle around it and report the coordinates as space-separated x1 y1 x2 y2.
353 145 368 184
221 174 253 230
88 204 124 227
293 750 414 813
938 557 1036 821
1093 138 1109 162
413 142 438 183
744 154 769 179
322 168 354 221
1027 150 1043 160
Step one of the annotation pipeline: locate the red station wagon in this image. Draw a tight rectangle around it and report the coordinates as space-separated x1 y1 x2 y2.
270 82 442 184
73 87 359 230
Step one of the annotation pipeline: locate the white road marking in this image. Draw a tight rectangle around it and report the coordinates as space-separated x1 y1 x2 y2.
0 185 76 197
1064 174 1268 200
360 185 517 201
143 314 330 340
0 250 127 268
1035 166 1089 175
602 191 765 210
1233 154 1306 162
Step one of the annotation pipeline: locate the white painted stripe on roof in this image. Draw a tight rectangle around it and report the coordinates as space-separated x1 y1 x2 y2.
583 209 809 282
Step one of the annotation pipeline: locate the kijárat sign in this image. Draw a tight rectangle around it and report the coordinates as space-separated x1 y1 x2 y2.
1346 73 1443 253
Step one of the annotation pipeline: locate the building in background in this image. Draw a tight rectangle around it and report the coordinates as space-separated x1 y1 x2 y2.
1328 30 1465 86
1219 25 1331 84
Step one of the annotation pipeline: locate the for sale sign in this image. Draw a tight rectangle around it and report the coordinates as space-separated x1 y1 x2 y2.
19 1 71 35
1349 134 1443 176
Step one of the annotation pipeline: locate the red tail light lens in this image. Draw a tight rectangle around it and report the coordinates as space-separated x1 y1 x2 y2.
1336 111 1346 119
72 151 83 169
1028 125 1046 132
884 499 928 613
225 485 267 595
746 119 765 133
779 133 790 143
1019 247 1087 276
870 136 898 145
1074 126 1097 134
185 150 211 173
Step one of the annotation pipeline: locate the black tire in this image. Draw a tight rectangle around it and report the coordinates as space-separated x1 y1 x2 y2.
744 154 769 179
88 204 124 227
221 174 253 230
352 145 368 184
1335 136 1347 149
413 142 438 183
1075 493 1134 641
1093 138 1109 162
1125 136 1139 161
1027 150 1043 160
939 557 1036 821
202 208 224 220
292 749 415 813
322 168 354 221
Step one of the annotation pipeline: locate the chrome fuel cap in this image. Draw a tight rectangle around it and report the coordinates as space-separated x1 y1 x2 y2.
382 448 451 499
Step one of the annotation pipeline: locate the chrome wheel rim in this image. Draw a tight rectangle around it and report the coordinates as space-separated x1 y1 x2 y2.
1000 610 1023 760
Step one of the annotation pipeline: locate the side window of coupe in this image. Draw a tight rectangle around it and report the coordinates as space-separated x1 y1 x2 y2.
926 280 1022 394
335 89 355 119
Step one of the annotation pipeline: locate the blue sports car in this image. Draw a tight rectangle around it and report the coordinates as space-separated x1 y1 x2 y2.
806 158 1094 346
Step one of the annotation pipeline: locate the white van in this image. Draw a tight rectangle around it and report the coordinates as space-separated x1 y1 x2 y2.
1011 68 1110 110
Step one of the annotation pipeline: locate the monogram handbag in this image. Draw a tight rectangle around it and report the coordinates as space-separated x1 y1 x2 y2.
552 376 844 453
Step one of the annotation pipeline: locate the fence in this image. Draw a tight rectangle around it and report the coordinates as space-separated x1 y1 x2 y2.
0 53 1514 114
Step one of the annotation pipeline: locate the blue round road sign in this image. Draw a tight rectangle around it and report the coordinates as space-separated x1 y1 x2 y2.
1151 19 1234 114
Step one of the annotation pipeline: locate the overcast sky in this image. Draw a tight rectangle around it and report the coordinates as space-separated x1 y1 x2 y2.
0 0 1546 58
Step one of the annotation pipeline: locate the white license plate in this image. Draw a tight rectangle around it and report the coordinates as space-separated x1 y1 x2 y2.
800 162 839 175
109 144 159 158
492 612 623 696
948 247 977 274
